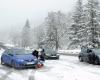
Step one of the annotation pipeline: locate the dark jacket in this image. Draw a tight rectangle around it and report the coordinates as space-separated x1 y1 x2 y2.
32 50 39 59
40 49 45 61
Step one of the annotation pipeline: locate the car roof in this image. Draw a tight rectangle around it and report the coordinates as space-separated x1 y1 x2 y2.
92 48 100 54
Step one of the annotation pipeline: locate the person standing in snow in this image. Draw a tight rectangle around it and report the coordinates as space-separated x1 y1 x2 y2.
32 50 39 59
40 49 45 61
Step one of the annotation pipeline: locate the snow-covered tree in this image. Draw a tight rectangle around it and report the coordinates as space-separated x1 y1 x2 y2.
33 25 46 48
22 19 31 48
45 11 68 50
84 0 100 48
69 0 85 48
10 32 21 47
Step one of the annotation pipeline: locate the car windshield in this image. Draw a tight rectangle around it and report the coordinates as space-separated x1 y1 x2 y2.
45 49 56 54
93 49 100 55
12 49 29 55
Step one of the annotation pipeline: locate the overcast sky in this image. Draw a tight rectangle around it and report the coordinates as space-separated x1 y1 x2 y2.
0 0 88 42
0 0 77 31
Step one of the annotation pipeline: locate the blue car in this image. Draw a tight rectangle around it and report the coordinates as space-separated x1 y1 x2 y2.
1 48 43 69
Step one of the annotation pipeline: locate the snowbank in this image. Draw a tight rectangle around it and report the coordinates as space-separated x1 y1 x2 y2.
58 49 81 56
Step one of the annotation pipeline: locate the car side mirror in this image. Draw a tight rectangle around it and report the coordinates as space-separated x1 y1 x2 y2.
8 53 13 56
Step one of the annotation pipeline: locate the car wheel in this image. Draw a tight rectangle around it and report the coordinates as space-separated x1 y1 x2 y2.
1 57 4 65
79 56 83 62
94 59 99 65
57 56 59 59
57 55 59 58
11 61 16 68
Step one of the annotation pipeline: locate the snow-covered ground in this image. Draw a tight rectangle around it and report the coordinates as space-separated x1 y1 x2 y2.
0 49 100 80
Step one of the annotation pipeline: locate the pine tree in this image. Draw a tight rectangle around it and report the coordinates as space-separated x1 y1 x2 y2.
22 19 31 48
45 12 57 49
69 0 85 48
85 0 100 48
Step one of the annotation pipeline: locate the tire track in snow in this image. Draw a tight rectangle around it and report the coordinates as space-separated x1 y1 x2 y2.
0 68 14 80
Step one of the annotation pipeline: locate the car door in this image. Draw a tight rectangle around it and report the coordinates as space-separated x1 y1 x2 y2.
85 49 93 62
5 49 13 65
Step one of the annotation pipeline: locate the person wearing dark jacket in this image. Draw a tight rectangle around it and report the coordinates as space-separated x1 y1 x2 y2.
40 49 45 61
32 50 39 59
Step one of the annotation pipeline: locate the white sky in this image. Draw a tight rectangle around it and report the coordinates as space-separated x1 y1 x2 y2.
0 0 88 42
0 0 77 31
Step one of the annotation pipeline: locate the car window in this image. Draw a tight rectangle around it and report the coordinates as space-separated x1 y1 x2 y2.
8 50 13 54
93 49 100 55
87 49 92 53
4 50 8 53
4 49 13 54
13 49 29 55
45 49 56 54
81 48 87 53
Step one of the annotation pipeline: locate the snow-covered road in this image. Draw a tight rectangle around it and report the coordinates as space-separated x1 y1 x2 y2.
0 53 100 80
